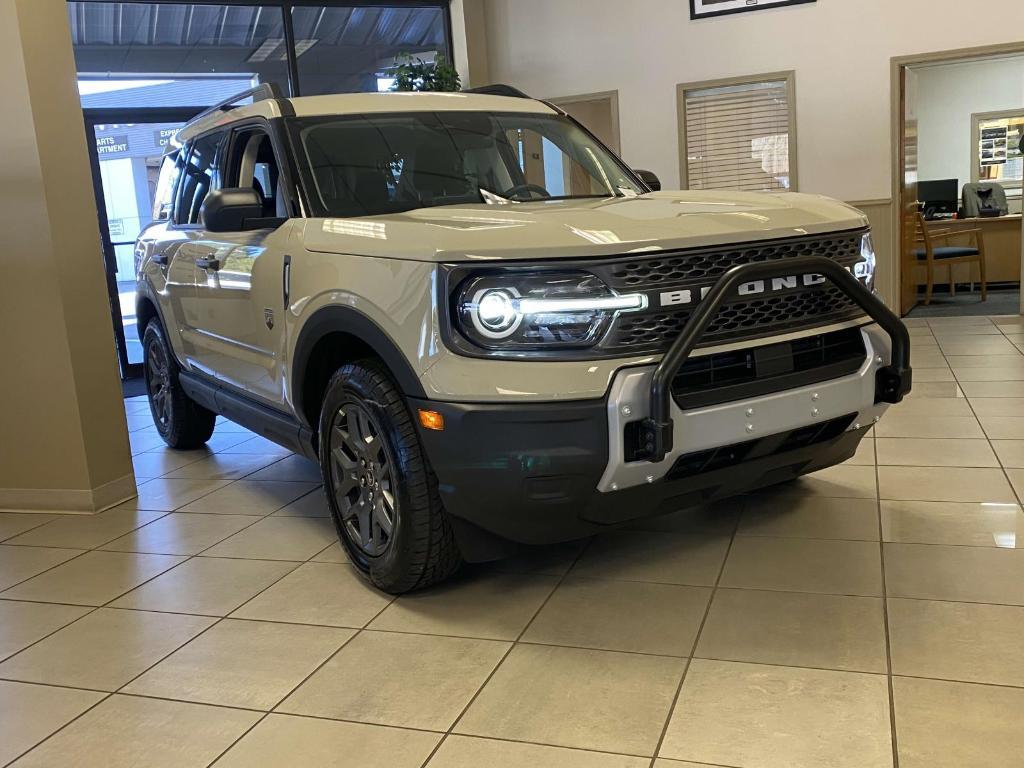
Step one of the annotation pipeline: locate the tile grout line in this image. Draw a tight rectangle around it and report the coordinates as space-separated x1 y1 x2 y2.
646 499 744 768
875 426 900 768
416 540 595 768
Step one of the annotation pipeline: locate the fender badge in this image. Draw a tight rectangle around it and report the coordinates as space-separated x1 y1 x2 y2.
264 308 275 330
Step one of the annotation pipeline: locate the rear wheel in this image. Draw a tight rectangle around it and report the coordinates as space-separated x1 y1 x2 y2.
318 360 461 593
143 322 216 449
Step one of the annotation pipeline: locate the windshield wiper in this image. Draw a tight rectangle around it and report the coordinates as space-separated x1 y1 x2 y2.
479 188 517 205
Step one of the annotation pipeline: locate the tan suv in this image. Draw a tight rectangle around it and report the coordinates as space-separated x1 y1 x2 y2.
136 84 912 593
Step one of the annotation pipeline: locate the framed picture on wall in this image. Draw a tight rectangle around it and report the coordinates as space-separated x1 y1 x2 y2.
690 0 815 20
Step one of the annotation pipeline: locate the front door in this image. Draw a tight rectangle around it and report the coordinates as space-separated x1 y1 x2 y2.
84 108 201 379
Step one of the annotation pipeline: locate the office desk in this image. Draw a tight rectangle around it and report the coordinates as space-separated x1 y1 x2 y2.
925 215 1022 284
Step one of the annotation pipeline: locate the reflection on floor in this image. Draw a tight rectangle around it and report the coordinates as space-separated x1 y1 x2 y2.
2 314 1024 767
907 287 1020 317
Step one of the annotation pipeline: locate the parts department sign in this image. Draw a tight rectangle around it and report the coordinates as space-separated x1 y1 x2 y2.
96 134 130 157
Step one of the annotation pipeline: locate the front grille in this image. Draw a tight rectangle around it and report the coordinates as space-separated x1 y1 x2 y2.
590 229 868 354
670 327 867 409
665 413 857 481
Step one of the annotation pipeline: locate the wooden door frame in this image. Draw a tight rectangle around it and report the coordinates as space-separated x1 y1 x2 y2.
546 90 622 154
890 42 1024 315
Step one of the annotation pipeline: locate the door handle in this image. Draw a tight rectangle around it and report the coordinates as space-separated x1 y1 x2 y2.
151 254 169 266
196 258 221 271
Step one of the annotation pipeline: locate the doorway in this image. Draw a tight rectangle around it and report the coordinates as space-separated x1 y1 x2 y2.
547 91 622 155
891 44 1024 317
84 107 201 379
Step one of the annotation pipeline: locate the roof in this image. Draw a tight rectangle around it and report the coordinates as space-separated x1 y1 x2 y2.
179 91 557 143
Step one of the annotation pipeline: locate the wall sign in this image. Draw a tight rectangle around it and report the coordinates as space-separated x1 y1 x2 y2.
690 0 815 20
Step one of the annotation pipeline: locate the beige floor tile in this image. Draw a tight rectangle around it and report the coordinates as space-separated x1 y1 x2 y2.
910 367 955 382
570 530 730 586
878 466 1016 502
946 354 1024 368
110 556 297 615
881 500 1022 547
653 761 730 768
9 693 260 768
485 540 588 576
279 631 509 731
178 480 319 515
456 643 685 756
968 396 1024 415
217 714 440 768
272 489 329 517
893 677 1024 768
789 464 878 499
0 514 57 543
232 562 392 628
521 577 711 656
978 415 1024 439
0 607 214 690
875 437 998 467
627 499 743 536
889 396 973 416
369 570 558 640
696 589 887 673
0 601 91 661
310 541 348 563
902 381 964 398
99 512 260 555
217 435 295 455
659 659 892 768
129 430 169 455
888 598 1024 687
930 322 1001 334
885 543 1024 604
992 441 1024 470
201 516 336 561
131 449 208 479
0 545 83 591
245 455 323 483
124 618 351 710
161 453 283 480
2 551 183 605
720 536 882 596
115 477 231 512
844 437 876 466
429 735 650 768
938 338 1019 356
959 380 1024 397
6 508 167 549
953 367 1024 382
739 495 880 541
0 681 105 765
1010 469 1024 502
874 413 983 439
906 350 948 368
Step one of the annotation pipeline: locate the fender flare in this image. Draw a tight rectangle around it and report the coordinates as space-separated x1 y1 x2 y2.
291 305 427 428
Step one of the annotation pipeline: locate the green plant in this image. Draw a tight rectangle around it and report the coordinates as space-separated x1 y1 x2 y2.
390 53 461 93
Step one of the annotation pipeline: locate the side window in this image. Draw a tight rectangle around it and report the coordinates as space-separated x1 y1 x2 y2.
227 129 285 218
151 150 182 222
174 131 225 225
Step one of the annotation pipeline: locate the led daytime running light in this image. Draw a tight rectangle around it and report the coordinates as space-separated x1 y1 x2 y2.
516 294 647 314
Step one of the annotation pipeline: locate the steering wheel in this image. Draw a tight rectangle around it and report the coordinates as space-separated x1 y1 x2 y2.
501 183 552 201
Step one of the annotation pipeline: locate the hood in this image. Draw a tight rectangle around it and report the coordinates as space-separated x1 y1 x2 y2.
301 190 868 263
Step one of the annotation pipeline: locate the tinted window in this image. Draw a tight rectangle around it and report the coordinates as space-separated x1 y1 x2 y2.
175 131 224 225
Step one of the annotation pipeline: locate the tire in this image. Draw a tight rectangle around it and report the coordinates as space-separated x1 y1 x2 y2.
318 360 461 593
142 322 216 449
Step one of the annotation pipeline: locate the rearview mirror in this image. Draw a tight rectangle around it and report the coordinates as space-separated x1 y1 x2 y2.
634 169 662 192
201 188 280 232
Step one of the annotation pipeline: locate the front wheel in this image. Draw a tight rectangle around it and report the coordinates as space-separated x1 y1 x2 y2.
318 360 461 593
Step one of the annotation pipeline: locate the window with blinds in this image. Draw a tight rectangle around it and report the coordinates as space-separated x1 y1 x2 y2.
680 74 796 192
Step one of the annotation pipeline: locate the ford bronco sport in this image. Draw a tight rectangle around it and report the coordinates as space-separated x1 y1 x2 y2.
136 83 912 593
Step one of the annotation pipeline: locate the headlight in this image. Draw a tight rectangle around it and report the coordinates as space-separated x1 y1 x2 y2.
853 232 877 293
455 271 647 350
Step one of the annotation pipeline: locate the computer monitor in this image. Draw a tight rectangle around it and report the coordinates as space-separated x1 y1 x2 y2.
918 179 959 218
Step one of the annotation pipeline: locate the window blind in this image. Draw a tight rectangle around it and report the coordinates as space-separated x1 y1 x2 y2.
683 78 794 192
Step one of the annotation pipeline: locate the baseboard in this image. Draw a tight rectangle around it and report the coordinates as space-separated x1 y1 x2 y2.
0 472 138 514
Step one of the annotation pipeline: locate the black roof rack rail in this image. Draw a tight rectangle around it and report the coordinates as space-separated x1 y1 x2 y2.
464 84 532 99
193 82 287 122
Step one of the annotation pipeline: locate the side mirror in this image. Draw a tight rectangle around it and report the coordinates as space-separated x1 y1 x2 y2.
634 169 661 192
201 188 266 232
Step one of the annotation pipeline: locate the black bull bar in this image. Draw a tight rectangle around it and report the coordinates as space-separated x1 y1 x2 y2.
638 255 913 463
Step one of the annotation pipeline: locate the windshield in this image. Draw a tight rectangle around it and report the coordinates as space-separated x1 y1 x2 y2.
293 111 644 217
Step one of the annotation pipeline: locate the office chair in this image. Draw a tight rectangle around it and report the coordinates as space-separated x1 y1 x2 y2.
962 183 1009 218
913 212 987 305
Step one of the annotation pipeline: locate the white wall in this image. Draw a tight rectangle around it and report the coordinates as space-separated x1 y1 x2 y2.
482 0 1024 202
916 56 1024 194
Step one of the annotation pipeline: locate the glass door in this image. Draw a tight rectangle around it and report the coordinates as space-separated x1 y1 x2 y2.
84 108 199 379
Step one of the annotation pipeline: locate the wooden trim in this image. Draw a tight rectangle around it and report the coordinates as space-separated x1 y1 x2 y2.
546 90 621 155
676 70 798 192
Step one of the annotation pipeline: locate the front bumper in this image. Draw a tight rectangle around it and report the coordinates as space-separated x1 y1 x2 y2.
411 326 889 553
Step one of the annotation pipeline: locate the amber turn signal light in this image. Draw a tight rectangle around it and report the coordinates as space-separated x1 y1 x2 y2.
418 409 445 431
